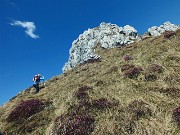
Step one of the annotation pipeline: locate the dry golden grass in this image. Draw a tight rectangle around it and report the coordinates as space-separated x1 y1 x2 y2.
0 30 180 135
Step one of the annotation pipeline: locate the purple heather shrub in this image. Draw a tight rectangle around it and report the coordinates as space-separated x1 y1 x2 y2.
54 113 95 135
92 98 119 109
76 91 89 100
124 67 142 79
121 64 143 79
92 98 111 109
123 55 133 61
7 99 45 122
66 114 95 135
148 64 164 73
75 86 92 100
78 86 92 93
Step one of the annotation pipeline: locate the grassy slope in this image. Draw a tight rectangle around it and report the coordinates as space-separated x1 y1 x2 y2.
0 31 180 135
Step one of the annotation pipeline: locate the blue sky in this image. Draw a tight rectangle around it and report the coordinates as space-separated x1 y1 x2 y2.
0 0 180 106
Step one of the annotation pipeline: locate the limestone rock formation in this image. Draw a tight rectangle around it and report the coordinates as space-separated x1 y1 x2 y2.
62 23 139 72
62 22 179 73
148 22 179 36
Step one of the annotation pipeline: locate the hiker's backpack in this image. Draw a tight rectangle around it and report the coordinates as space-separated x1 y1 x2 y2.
33 75 40 82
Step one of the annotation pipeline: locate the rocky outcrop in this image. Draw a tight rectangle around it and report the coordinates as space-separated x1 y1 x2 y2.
62 22 179 73
148 22 179 36
62 23 139 72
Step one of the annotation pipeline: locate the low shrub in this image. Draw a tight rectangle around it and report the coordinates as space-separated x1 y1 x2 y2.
92 98 111 109
6 99 46 123
75 86 92 100
147 64 164 73
123 55 133 61
92 98 119 109
145 73 157 81
78 100 92 109
76 91 89 100
172 107 180 126
163 31 176 39
78 86 92 93
121 64 143 79
124 67 142 79
127 100 152 120
54 113 95 135
121 64 135 72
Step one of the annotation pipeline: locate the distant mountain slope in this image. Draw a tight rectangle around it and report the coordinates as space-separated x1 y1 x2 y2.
0 28 180 135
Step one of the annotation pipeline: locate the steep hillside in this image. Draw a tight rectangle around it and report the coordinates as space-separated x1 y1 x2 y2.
0 30 180 135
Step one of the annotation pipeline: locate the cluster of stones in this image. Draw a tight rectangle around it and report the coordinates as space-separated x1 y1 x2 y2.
62 22 179 73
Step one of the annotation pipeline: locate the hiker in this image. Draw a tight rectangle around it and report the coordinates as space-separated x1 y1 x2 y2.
33 74 44 94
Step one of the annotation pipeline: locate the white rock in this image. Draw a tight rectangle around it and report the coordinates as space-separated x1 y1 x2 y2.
123 25 138 39
62 22 180 73
148 22 179 36
62 22 139 73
